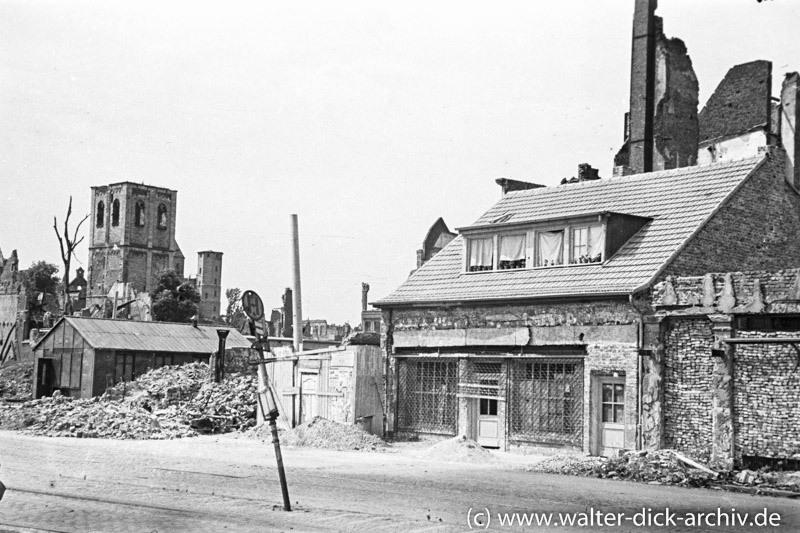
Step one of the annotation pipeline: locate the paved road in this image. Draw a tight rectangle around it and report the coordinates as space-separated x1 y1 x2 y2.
0 432 797 532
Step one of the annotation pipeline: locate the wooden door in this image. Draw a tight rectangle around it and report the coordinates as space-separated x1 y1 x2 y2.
596 378 626 457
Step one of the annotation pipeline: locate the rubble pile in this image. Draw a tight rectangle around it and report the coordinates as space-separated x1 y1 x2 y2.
530 450 800 494
103 362 208 407
0 394 188 439
177 374 258 433
258 416 386 451
531 450 718 487
418 435 497 464
0 361 33 401
0 364 259 439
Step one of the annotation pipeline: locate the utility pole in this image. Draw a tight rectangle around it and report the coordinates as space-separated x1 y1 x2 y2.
290 214 303 427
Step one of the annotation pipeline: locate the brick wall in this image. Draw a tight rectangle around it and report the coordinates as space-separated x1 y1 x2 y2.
734 331 800 460
664 151 800 277
662 317 714 456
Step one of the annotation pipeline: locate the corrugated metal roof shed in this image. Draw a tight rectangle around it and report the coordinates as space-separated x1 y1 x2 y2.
375 156 765 306
44 317 253 353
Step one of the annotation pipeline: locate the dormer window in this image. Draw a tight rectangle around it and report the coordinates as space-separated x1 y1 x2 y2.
459 211 647 274
570 225 604 264
498 234 526 269
468 237 494 272
535 230 564 267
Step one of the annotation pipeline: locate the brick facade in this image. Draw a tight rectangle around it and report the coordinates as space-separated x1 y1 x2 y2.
663 151 800 278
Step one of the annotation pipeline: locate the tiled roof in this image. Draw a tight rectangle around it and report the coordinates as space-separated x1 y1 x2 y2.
375 157 765 306
699 61 772 143
41 317 252 353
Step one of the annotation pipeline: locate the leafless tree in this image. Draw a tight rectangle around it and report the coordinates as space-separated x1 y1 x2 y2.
54 196 88 314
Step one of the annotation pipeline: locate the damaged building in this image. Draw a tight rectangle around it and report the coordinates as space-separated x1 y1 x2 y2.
374 0 800 468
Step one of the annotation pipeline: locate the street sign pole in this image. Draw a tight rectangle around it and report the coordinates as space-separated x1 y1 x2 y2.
242 290 291 512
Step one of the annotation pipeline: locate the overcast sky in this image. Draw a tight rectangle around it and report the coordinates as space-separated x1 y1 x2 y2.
1 0 798 325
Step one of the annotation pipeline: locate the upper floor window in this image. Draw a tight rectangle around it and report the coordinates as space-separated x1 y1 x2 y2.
96 201 105 228
468 236 494 272
535 230 564 267
570 225 604 264
135 201 146 227
157 204 168 229
111 199 120 227
464 221 609 273
498 234 526 269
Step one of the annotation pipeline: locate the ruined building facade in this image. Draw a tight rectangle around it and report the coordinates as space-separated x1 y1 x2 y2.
88 182 185 301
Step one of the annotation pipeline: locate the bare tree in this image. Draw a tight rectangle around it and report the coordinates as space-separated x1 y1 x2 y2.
54 196 88 314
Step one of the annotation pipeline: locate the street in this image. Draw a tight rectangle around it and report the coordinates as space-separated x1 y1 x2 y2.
0 432 797 532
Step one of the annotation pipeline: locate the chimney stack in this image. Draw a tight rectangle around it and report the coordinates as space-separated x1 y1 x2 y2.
495 178 546 197
628 0 658 175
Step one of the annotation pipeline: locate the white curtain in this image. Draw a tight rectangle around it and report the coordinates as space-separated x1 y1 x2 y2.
499 234 525 261
589 225 605 261
538 231 563 266
469 237 494 269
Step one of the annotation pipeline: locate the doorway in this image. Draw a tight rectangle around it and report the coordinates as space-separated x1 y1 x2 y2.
593 376 626 457
476 397 500 448
299 372 319 423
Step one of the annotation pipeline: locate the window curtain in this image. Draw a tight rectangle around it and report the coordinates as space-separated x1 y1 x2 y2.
589 225 605 262
469 237 494 270
499 234 526 269
499 235 525 261
538 231 563 266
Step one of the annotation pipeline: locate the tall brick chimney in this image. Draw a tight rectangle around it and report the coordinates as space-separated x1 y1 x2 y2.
627 0 658 175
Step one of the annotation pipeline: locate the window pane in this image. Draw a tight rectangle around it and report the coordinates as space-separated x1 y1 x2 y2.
602 384 613 402
537 231 564 266
614 404 625 423
588 225 605 262
602 404 613 422
614 384 625 402
499 234 526 269
468 237 494 271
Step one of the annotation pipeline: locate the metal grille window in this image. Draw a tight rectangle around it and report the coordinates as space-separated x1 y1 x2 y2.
508 358 583 446
397 358 458 434
459 360 505 398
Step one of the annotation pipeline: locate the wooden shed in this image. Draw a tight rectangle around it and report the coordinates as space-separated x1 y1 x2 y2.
266 344 385 438
32 316 251 399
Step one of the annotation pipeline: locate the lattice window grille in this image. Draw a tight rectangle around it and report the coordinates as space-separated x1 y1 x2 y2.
396 358 458 435
508 358 584 446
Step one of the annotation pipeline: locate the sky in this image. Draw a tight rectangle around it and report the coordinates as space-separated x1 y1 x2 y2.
1 0 798 325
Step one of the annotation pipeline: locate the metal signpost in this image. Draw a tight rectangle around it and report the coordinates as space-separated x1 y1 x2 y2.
241 289 292 512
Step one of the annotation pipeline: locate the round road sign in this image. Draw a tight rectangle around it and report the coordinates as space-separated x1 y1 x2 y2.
241 290 265 321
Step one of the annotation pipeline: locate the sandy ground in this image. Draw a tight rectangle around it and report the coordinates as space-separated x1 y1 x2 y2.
0 432 798 532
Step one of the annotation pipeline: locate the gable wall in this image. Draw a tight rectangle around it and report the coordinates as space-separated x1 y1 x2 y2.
663 150 800 278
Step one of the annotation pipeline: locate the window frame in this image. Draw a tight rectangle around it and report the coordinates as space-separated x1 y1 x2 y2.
463 218 607 274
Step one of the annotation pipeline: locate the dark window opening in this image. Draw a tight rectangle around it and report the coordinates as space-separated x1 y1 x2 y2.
735 315 800 332
111 199 120 227
157 204 168 229
134 201 145 227
96 201 105 228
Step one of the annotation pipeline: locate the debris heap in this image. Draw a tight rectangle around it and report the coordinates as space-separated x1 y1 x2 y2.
0 363 258 439
530 450 800 495
418 435 497 464
254 416 386 452
0 361 33 401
